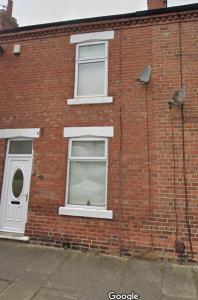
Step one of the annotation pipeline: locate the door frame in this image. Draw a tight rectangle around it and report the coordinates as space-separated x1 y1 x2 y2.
0 138 33 233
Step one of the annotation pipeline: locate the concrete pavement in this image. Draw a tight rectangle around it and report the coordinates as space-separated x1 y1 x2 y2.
0 240 197 300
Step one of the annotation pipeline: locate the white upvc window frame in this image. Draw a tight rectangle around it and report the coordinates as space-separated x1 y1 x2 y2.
66 137 108 210
74 41 108 99
59 126 113 219
6 138 33 158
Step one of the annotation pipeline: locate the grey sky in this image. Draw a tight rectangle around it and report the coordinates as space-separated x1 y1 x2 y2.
1 0 197 26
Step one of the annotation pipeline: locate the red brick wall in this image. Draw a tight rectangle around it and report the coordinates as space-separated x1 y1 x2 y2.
0 15 198 260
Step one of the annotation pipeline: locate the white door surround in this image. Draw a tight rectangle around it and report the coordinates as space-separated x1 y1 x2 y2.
0 135 37 234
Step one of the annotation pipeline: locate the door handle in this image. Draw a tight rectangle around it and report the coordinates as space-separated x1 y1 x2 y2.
23 193 29 202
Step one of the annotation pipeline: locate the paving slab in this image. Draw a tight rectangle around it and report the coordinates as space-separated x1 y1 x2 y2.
0 241 18 260
3 243 43 261
14 271 50 291
45 250 100 292
26 247 68 275
0 257 32 281
79 256 127 300
0 281 9 294
162 297 193 300
79 285 113 300
0 282 36 300
0 243 47 281
87 256 127 287
0 240 197 300
123 259 163 285
118 283 162 300
33 287 81 300
192 265 198 292
118 259 163 300
162 264 197 299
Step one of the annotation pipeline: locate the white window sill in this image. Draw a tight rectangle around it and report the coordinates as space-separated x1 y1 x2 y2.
59 207 113 219
67 97 113 105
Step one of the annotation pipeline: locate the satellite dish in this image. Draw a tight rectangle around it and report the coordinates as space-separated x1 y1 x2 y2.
168 89 186 108
139 65 152 84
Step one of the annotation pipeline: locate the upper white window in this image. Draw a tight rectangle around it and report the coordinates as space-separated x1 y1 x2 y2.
68 31 114 105
75 42 108 98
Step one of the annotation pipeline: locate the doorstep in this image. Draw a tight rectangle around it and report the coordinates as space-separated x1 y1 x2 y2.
0 231 29 242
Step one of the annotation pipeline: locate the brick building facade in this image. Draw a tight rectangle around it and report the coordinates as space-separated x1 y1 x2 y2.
0 0 198 261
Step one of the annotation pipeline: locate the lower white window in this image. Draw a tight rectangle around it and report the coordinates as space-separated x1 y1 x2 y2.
67 138 108 208
59 126 113 219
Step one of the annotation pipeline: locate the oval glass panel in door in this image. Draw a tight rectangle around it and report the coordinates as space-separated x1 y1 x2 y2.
12 169 24 199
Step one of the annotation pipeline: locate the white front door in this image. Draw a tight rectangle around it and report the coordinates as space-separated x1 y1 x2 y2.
0 140 33 234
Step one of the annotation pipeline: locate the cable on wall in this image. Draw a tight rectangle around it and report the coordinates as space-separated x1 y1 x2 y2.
145 85 154 249
169 107 179 243
138 65 153 252
178 19 193 259
118 28 123 257
179 21 184 89
181 106 193 259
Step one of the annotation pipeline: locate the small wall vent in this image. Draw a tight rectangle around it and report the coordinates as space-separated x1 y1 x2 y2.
13 44 21 55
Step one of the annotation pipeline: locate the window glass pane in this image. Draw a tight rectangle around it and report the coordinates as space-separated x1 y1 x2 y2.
77 61 105 96
9 141 32 154
68 161 106 207
12 169 24 199
78 43 105 60
71 141 105 157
